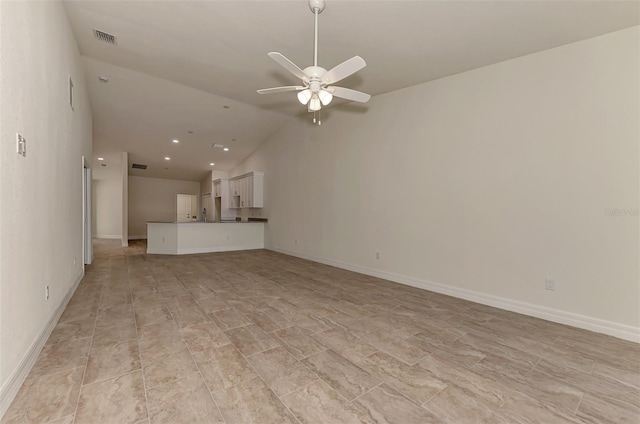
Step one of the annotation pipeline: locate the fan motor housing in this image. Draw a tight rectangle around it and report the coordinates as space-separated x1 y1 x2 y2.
303 66 327 81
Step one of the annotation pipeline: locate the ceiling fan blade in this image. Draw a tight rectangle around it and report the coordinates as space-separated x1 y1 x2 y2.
329 86 371 103
257 86 304 95
323 56 366 85
268 52 307 81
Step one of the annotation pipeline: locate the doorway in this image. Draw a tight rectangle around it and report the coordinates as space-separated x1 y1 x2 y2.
176 194 197 222
82 158 92 265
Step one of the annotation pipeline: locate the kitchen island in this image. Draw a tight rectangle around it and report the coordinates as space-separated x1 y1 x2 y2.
146 221 264 255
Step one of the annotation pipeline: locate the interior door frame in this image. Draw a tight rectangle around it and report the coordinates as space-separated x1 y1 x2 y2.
82 156 93 266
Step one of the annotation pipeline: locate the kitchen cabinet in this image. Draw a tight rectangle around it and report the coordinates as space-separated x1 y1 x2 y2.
229 179 238 208
240 178 249 207
212 179 236 221
229 171 263 208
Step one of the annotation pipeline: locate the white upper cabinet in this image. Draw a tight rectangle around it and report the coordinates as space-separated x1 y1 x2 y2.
229 171 264 208
212 179 236 220
228 180 237 208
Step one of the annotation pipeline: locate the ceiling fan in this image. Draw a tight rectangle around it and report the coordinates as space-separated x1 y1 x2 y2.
257 0 371 115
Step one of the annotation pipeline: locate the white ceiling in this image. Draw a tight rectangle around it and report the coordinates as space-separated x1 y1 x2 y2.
62 0 639 181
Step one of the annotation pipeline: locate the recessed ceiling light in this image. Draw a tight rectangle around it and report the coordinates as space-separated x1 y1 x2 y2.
223 105 230 109
97 157 104 161
164 157 170 160
209 162 215 166
223 147 229 151
98 76 109 83
172 139 179 143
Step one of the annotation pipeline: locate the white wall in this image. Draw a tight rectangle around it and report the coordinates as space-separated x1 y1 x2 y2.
0 0 92 416
128 175 200 238
92 153 123 239
234 27 639 340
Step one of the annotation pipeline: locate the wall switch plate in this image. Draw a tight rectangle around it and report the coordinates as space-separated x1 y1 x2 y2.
16 133 26 157
375 252 381 260
545 278 555 291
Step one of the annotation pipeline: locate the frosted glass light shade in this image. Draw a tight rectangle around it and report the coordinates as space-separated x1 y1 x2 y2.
308 96 321 111
297 89 312 105
318 89 333 106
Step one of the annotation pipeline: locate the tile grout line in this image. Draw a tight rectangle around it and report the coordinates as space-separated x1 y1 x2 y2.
130 269 153 424
275 378 319 424
233 337 308 424
180 330 228 424
348 381 384 403
573 392 585 416
69 274 104 424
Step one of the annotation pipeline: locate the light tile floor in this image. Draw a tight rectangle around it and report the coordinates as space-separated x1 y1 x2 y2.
3 239 639 423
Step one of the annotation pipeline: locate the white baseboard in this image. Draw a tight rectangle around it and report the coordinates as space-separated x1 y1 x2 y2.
147 243 264 255
267 246 640 343
0 271 84 419
178 244 264 255
146 247 176 255
128 235 147 240
94 234 121 239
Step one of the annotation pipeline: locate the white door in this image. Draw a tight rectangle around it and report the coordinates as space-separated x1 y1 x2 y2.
176 194 192 222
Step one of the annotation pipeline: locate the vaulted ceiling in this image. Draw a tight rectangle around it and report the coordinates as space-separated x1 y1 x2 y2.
62 0 639 181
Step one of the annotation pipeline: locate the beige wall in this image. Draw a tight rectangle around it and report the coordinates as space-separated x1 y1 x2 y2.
234 27 639 339
128 176 200 238
200 171 213 194
92 153 123 238
0 0 93 414
200 170 230 194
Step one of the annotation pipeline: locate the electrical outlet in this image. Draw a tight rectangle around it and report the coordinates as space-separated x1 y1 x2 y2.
16 133 26 157
294 239 298 245
45 285 50 300
375 251 381 260
545 278 555 291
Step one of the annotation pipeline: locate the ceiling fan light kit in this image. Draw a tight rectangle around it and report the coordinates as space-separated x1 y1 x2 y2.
257 0 371 123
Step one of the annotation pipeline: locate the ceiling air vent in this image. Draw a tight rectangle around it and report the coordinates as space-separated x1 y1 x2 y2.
132 163 147 170
93 29 117 45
